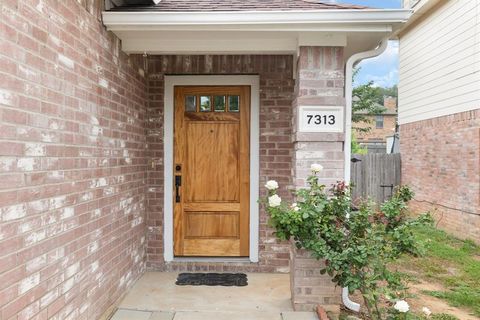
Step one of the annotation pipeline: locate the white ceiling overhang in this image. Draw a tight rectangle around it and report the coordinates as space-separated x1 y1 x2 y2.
102 9 412 58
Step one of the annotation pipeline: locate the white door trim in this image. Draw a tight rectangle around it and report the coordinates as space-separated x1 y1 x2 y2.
164 75 260 263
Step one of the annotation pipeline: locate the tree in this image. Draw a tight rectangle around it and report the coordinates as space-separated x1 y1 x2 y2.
352 68 386 134
351 133 367 155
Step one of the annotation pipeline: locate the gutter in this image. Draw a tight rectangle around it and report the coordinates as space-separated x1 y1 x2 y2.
342 37 389 312
102 9 411 29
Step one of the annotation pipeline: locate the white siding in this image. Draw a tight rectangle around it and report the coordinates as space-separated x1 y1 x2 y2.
398 0 480 124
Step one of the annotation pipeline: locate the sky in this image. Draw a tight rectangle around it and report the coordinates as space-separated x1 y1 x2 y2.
337 0 402 88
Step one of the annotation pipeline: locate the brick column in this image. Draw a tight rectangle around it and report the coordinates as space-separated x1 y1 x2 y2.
290 46 345 312
290 245 341 312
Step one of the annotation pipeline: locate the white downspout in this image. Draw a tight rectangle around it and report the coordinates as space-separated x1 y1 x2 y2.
342 37 390 312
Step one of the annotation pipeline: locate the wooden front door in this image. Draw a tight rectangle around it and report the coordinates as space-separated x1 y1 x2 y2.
173 86 250 257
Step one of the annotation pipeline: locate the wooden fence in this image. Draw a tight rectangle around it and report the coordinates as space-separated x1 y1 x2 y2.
350 153 401 204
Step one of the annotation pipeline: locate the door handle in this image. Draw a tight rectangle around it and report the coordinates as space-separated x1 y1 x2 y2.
175 175 182 203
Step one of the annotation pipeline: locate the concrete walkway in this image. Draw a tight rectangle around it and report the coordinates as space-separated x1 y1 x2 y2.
110 272 318 320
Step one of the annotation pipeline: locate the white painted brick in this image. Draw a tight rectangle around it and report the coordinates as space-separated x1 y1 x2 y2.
18 221 33 234
0 89 14 106
19 273 40 295
90 261 99 273
0 157 16 171
2 204 27 221
62 276 75 294
17 158 36 171
58 54 74 69
49 34 61 46
26 254 47 272
41 132 54 142
40 289 59 308
49 196 66 209
98 78 108 88
28 199 49 213
65 262 80 278
35 0 45 12
25 143 46 156
90 177 107 188
24 230 46 246
87 241 99 254
60 207 74 220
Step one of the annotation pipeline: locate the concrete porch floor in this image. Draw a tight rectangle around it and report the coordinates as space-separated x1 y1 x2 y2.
110 272 318 320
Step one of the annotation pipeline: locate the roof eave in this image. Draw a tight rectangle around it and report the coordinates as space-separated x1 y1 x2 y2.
102 9 412 32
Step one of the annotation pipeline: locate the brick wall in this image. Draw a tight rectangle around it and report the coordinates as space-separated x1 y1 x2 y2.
383 96 396 112
290 46 344 311
0 1 147 319
356 115 396 143
145 55 295 272
293 47 345 188
401 109 480 243
355 97 397 144
290 245 341 312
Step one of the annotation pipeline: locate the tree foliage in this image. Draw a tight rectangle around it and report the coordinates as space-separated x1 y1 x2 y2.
352 68 386 133
352 68 398 134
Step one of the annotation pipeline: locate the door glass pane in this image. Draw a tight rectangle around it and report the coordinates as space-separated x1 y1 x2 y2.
214 96 226 112
200 96 211 112
185 95 196 112
228 95 240 112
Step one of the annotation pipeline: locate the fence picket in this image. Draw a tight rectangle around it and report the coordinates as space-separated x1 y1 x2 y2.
351 153 401 204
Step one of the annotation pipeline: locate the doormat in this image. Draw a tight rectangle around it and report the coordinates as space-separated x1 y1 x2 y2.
175 273 248 287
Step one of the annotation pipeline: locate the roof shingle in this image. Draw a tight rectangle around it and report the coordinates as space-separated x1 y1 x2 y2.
108 0 368 12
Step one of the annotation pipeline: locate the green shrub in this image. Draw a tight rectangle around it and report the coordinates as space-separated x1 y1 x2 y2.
264 164 432 320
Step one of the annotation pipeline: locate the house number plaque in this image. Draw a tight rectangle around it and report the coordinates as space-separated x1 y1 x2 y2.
298 106 344 133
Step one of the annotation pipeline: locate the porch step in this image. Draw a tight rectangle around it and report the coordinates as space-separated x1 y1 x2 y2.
110 309 319 320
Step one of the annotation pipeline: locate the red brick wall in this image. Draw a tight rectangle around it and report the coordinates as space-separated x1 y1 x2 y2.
292 47 345 188
145 55 295 272
401 109 480 243
0 1 147 319
356 115 396 143
290 47 344 311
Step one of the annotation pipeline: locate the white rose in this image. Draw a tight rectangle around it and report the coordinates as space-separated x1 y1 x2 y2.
394 300 409 313
290 203 300 211
310 163 323 173
268 194 282 207
265 180 279 190
422 307 432 316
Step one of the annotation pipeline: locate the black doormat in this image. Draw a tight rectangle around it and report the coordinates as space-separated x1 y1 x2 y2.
175 273 248 287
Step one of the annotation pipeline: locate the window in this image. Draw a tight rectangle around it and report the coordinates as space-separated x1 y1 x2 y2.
375 115 384 129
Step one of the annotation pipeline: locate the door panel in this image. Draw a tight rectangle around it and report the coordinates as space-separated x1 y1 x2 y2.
173 86 250 257
185 122 240 202
185 212 239 238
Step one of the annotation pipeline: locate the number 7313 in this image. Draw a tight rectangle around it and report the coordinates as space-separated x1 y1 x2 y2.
306 114 336 125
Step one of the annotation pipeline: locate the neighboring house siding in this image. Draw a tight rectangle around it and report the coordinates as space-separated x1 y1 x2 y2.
0 1 147 319
398 0 480 125
399 0 480 243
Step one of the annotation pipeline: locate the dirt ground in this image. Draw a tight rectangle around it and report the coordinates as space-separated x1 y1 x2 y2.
342 281 479 320
407 281 479 320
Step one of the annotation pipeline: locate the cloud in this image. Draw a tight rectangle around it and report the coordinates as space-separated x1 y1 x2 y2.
367 70 399 88
360 41 398 67
354 41 399 88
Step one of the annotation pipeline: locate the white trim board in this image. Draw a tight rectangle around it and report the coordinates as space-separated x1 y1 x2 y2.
103 10 411 29
163 75 260 263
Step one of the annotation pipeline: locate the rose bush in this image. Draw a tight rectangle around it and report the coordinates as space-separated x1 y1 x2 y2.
264 164 433 320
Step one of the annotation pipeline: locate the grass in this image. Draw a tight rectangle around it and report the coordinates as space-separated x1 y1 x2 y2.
395 224 480 317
